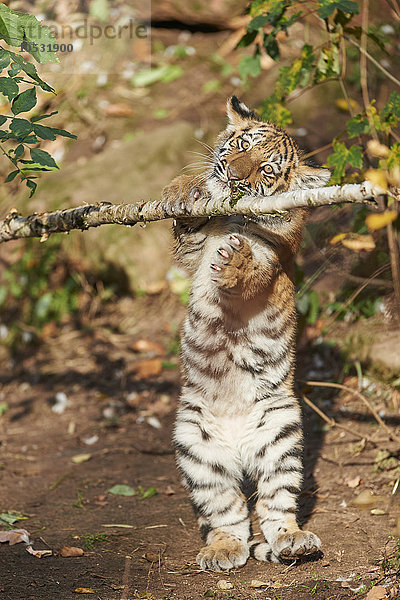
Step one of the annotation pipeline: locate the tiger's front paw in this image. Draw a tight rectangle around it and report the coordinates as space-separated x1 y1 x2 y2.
196 539 249 571
162 175 209 217
211 234 252 289
273 530 321 559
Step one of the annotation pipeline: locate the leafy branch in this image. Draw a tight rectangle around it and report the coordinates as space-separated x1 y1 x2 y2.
0 2 76 196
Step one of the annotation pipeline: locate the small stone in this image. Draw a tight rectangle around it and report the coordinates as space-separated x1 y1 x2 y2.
321 560 330 567
250 580 270 588
217 580 233 590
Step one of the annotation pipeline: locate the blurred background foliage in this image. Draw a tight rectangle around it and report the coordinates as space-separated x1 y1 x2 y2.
0 0 399 384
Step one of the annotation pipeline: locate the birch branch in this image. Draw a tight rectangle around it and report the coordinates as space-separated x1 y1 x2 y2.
0 181 385 244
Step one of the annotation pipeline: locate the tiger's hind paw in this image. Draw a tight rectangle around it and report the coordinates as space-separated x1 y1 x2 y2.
274 530 321 559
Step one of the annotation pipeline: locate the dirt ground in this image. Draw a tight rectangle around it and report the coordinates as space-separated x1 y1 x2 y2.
1 289 399 600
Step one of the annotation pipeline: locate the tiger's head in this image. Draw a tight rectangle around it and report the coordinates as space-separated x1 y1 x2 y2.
207 96 330 200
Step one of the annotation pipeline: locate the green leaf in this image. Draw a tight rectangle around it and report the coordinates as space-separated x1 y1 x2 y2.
380 91 400 129
260 96 292 126
315 44 340 81
327 141 349 183
318 0 359 19
0 47 10 70
14 143 24 158
33 123 57 140
26 179 37 197
347 144 363 168
346 114 369 137
386 143 400 170
139 486 158 500
8 52 55 92
49 127 77 140
31 111 58 122
0 114 7 126
0 3 59 63
11 87 37 115
263 33 280 60
238 53 261 81
108 484 136 496
327 141 363 183
0 76 19 100
236 29 258 48
0 511 27 525
9 117 32 138
248 15 269 32
8 62 21 77
5 169 19 182
30 147 59 169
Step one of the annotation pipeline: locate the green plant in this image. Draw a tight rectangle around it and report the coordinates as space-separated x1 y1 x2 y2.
0 3 76 195
380 536 400 575
0 239 81 345
73 491 84 509
82 532 109 550
301 573 329 595
237 0 400 317
138 486 158 500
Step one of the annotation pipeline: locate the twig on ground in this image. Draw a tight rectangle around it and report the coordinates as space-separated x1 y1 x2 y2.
0 181 384 244
305 380 400 444
301 394 375 444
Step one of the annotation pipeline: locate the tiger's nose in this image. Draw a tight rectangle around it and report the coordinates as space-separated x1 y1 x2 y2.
227 166 241 181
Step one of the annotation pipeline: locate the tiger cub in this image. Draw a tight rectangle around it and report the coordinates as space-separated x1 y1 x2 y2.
162 96 330 571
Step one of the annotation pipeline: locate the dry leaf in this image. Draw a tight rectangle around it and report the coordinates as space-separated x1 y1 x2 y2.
330 233 347 245
341 234 375 251
59 546 84 557
0 529 30 545
346 475 361 488
164 485 175 496
352 490 378 508
270 580 286 589
250 580 270 588
365 211 397 231
365 585 387 600
26 546 52 558
144 552 162 563
335 97 360 113
129 358 163 379
217 580 233 590
367 140 389 158
102 103 133 117
72 454 92 464
130 339 164 356
74 588 95 594
93 494 108 507
370 508 386 515
365 168 388 190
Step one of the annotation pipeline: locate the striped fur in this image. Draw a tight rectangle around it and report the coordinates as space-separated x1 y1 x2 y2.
162 97 330 571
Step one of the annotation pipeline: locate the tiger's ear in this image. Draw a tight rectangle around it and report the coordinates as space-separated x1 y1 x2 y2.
226 96 258 129
293 162 331 189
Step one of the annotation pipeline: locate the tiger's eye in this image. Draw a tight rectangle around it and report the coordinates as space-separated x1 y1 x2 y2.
238 138 250 151
261 164 274 175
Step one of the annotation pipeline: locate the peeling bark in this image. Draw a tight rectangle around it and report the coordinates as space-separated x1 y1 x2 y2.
0 181 385 244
